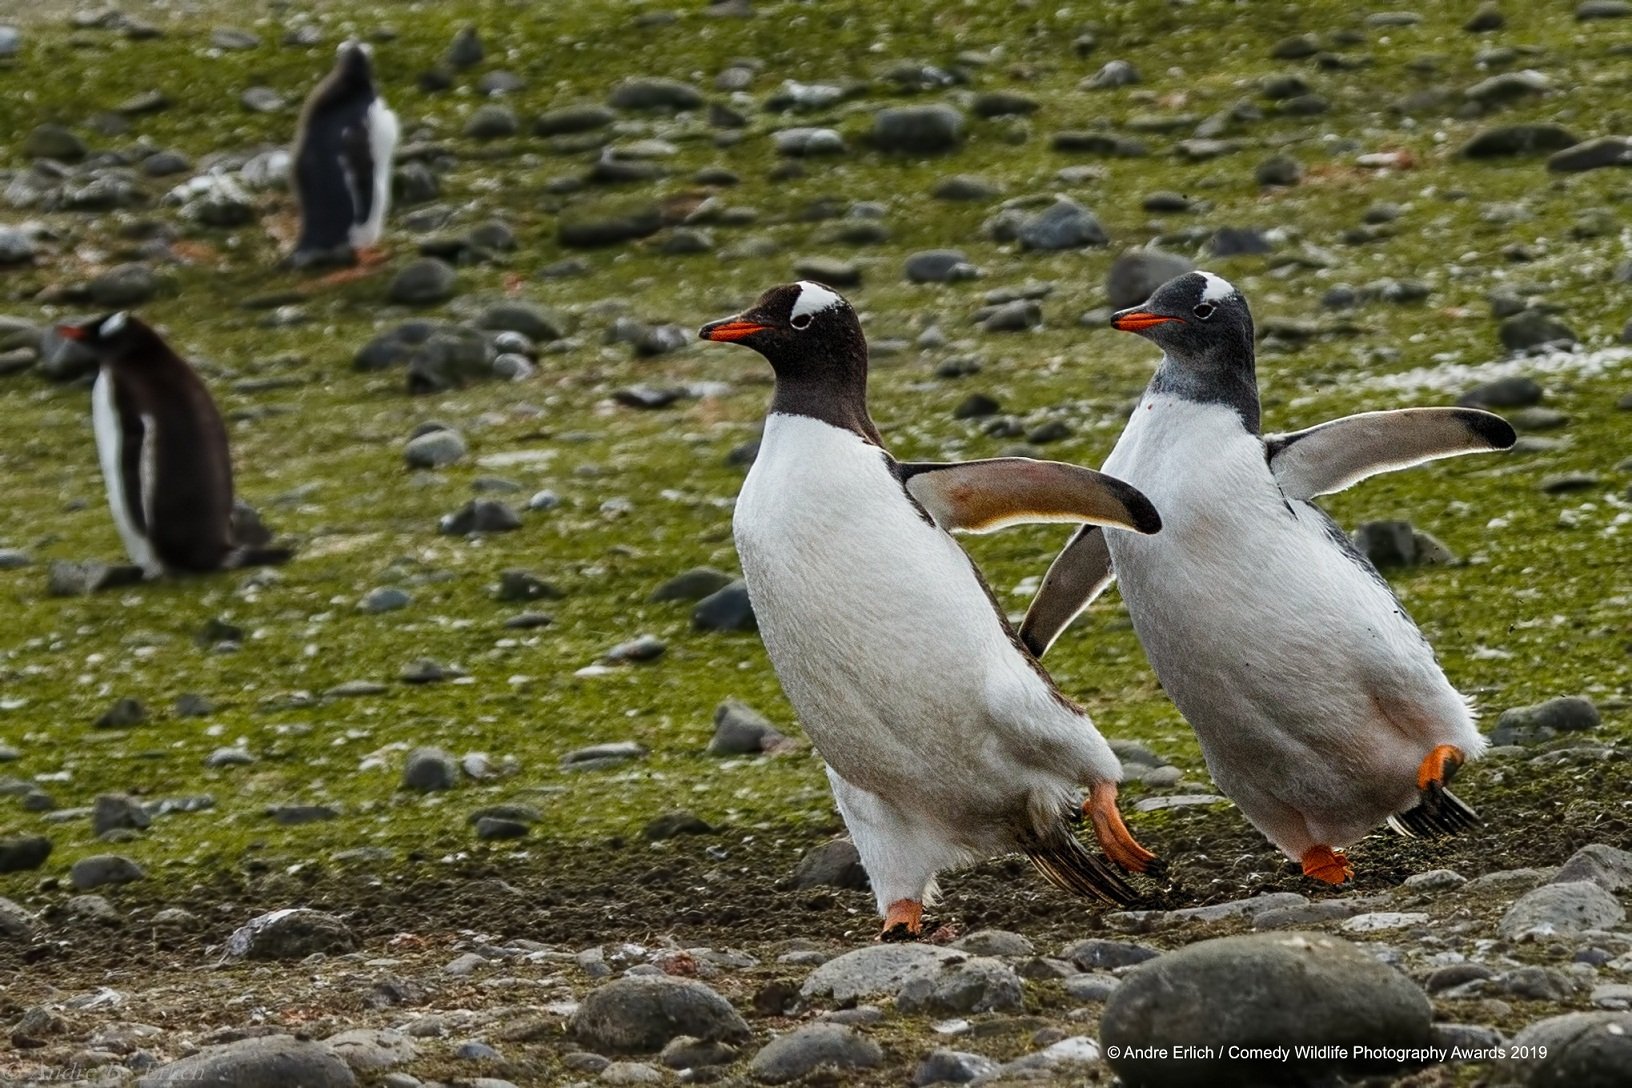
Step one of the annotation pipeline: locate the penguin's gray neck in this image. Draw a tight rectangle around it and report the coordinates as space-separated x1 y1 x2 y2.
1148 352 1261 434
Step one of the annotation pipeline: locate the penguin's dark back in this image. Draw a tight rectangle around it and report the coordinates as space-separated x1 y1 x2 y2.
111 333 237 571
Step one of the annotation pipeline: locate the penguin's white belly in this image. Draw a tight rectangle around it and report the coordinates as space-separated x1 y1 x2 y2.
734 414 1108 838
351 98 398 248
92 371 161 577
1102 396 1480 848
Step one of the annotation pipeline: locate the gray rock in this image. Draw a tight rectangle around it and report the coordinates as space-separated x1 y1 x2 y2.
324 1028 417 1073
558 203 664 247
773 127 847 156
497 570 564 602
387 259 458 306
1552 844 1632 892
603 634 667 663
66 893 119 922
1085 59 1140 88
693 580 755 631
1101 932 1432 1087
1578 0 1632 19
69 854 145 889
897 956 1024 1013
952 929 1034 957
1547 136 1632 172
793 256 861 288
402 747 460 791
1017 199 1107 250
981 299 1042 332
1255 154 1302 186
1500 310 1578 351
933 175 1002 200
0 227 37 264
446 25 483 68
0 896 37 939
1458 375 1544 408
708 699 791 755
535 104 616 135
1106 250 1196 309
24 123 86 161
1462 124 1580 158
478 302 565 341
0 835 52 873
571 976 750 1054
1062 938 1160 970
226 908 359 960
658 1035 739 1069
872 105 966 154
404 428 466 469
801 944 964 1002
0 25 19 59
475 817 529 840
651 567 734 602
913 1048 999 1085
792 839 869 890
360 586 411 613
1498 881 1625 938
87 263 160 307
1466 69 1551 106
135 1036 357 1088
609 78 705 111
92 793 151 836
748 1023 882 1084
1506 1011 1632 1087
1065 973 1122 1001
440 499 522 535
563 741 648 769
1491 696 1600 745
1465 2 1505 30
643 811 714 840
241 86 285 113
905 249 978 283
464 104 519 139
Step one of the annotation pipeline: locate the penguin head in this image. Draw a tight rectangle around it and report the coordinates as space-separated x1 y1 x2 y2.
55 311 153 360
1111 271 1255 369
331 38 377 89
698 281 867 383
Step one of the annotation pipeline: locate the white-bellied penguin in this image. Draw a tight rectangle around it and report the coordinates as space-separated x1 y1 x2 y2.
1019 271 1517 885
58 312 291 577
289 39 399 269
699 281 1166 938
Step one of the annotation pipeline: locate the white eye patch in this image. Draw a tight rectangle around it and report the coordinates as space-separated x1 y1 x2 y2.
1197 272 1238 304
790 280 843 320
101 311 128 337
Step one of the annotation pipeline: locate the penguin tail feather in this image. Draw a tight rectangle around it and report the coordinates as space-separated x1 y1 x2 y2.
1020 824 1139 906
1388 785 1480 838
227 544 296 570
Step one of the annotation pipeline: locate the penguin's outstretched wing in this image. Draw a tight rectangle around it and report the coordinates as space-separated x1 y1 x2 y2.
1265 407 1515 500
895 458 1162 536
1017 526 1112 659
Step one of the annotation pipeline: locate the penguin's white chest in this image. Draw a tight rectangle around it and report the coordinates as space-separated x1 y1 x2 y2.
733 414 1048 799
92 370 160 577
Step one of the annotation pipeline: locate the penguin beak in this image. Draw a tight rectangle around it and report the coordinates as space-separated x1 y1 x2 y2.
55 323 89 342
1111 311 1182 332
699 317 772 343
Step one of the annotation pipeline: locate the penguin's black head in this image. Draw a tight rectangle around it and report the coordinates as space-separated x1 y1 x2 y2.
1111 271 1255 367
331 39 377 92
55 311 156 361
699 281 878 440
698 281 866 383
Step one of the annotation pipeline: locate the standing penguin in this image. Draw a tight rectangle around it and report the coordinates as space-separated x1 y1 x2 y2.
700 282 1165 937
1020 271 1516 885
289 40 399 268
58 312 287 578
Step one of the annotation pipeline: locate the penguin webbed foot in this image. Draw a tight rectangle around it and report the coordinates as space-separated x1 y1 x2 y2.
1300 845 1354 885
1086 781 1162 875
878 899 923 942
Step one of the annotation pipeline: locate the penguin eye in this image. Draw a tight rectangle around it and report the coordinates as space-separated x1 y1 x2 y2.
789 313 813 330
1192 303 1216 321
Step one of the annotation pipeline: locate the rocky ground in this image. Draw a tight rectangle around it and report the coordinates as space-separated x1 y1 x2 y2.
1 0 1630 1085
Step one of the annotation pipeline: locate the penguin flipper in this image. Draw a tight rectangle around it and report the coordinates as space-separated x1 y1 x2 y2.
1017 525 1112 659
1265 407 1516 499
895 458 1162 536
339 120 375 229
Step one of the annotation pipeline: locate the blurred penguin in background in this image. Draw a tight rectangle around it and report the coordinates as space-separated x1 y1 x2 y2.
288 40 399 269
58 312 292 578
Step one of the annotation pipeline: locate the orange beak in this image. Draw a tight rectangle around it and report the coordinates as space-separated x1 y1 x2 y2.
699 318 771 342
56 323 89 341
1111 311 1180 332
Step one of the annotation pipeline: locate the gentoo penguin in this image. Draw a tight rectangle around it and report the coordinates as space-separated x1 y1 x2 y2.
1019 271 1516 885
700 281 1165 937
58 312 289 577
289 40 399 268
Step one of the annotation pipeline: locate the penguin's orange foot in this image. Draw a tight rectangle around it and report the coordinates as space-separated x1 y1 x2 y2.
355 245 390 268
1301 845 1353 885
879 899 923 942
1087 782 1164 876
1416 744 1464 792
